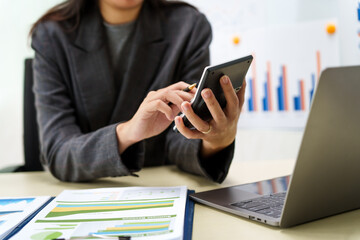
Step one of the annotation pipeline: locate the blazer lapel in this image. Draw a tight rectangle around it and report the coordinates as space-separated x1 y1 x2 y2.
110 3 168 123
69 7 117 131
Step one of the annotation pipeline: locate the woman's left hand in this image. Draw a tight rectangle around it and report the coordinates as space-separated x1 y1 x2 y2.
174 75 246 158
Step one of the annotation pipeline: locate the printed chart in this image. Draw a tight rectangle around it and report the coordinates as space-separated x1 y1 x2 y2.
13 187 187 240
46 200 175 218
72 217 176 238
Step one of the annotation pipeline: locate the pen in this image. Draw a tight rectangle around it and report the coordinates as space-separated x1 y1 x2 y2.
91 235 131 240
182 83 197 92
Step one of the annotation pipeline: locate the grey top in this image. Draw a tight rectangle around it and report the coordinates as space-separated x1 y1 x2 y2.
103 21 135 68
31 2 234 183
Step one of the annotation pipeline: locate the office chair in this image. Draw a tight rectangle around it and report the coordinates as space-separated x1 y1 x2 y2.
19 58 43 171
17 58 43 171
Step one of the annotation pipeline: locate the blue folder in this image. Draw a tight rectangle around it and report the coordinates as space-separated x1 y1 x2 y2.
184 190 195 240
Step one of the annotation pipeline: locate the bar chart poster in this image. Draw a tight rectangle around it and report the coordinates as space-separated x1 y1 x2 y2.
213 20 339 128
190 0 340 128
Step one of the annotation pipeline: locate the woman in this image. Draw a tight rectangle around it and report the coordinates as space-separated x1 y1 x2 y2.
30 0 246 182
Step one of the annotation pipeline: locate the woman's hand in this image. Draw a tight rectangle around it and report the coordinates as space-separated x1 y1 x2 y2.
175 75 246 158
116 81 195 154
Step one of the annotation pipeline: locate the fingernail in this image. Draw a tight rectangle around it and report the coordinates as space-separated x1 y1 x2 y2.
175 116 181 124
182 102 189 112
221 75 229 84
202 89 211 99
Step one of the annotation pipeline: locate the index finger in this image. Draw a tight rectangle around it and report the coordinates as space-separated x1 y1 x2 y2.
167 81 192 91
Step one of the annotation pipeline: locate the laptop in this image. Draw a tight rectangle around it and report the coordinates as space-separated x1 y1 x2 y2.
190 66 360 228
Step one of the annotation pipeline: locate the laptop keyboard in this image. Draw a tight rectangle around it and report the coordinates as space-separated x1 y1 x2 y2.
231 192 286 219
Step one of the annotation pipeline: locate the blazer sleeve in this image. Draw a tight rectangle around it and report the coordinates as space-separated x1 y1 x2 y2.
32 22 136 182
166 13 235 183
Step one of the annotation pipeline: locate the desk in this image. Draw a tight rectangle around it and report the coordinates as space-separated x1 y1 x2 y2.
1 160 359 239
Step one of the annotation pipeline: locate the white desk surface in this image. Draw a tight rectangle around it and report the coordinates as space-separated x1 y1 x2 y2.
1 160 359 239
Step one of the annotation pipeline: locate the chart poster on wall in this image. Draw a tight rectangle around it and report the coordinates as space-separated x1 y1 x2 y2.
231 20 339 128
189 0 340 128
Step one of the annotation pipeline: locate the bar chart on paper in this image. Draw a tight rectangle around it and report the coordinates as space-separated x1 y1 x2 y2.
13 187 188 240
45 200 175 218
71 217 176 238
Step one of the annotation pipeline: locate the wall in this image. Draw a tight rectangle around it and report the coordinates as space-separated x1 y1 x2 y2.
0 0 62 168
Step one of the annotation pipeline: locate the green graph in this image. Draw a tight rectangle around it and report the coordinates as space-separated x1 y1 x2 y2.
30 231 62 240
46 200 174 218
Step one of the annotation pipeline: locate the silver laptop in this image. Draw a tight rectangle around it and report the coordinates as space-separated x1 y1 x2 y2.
190 66 360 228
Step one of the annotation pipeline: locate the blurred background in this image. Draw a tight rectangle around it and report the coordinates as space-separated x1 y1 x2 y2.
0 0 359 169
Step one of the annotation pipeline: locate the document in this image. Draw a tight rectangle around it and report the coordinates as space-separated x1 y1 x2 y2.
0 196 51 239
13 186 188 240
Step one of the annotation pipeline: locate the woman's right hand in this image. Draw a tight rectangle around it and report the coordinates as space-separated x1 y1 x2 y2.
116 81 195 154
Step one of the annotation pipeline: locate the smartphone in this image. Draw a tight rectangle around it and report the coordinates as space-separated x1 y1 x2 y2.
173 55 253 132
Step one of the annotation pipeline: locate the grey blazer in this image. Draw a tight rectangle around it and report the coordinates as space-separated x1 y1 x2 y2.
31 2 234 182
